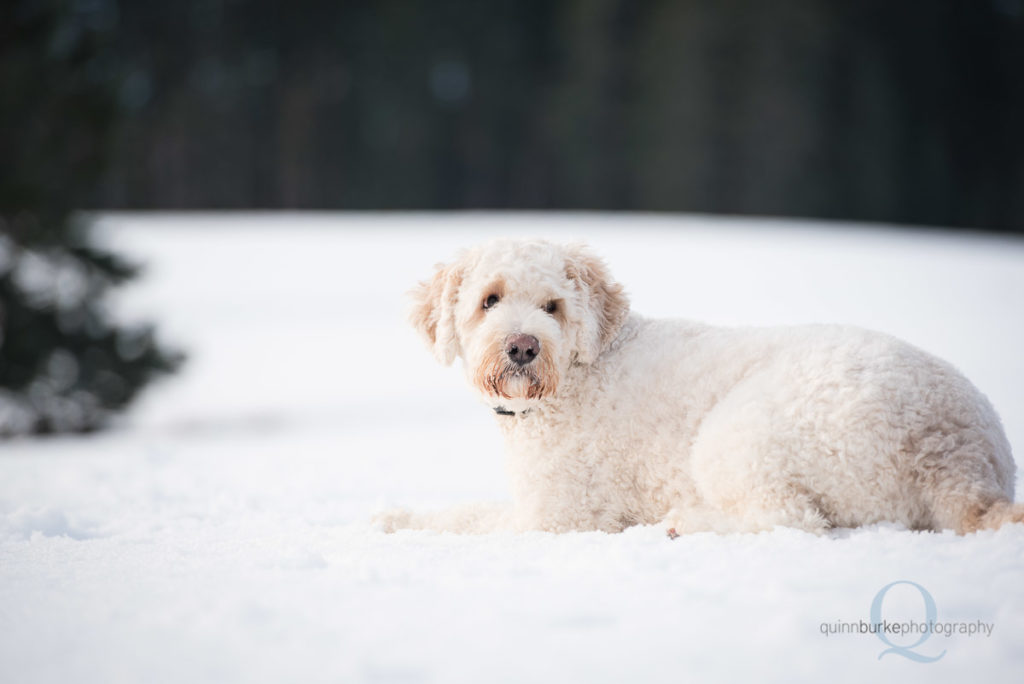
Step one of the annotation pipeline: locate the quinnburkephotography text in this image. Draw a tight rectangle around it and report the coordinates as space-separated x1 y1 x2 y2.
821 580 997 664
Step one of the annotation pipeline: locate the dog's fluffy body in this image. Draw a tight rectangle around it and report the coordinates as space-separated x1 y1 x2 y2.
379 239 1020 536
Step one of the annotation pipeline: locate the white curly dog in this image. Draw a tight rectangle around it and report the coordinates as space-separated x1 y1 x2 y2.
378 239 1021 536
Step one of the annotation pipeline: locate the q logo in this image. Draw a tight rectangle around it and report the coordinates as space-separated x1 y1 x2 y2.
870 580 946 662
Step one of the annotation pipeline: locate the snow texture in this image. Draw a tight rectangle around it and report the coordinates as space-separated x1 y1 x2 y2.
1 213 1023 683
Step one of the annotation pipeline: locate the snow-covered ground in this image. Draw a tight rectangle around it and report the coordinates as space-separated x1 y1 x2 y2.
2 213 1023 683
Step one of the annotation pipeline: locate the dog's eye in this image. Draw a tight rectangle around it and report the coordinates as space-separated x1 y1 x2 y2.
544 300 558 314
483 294 500 310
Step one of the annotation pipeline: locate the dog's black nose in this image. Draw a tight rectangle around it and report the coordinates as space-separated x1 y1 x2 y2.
505 333 540 366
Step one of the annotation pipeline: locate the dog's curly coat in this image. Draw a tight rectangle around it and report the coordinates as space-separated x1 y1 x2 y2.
377 239 1021 536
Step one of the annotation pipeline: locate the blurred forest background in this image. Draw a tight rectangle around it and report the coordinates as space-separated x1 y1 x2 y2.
2 0 1024 434
5 0 1024 229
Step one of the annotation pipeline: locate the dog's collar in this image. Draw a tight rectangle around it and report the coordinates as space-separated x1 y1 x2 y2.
493 406 530 417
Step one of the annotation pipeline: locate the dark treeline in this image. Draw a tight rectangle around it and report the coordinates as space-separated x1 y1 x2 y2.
23 1 1024 229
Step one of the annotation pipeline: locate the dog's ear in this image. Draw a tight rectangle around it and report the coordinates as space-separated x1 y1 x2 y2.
409 259 465 365
565 244 629 364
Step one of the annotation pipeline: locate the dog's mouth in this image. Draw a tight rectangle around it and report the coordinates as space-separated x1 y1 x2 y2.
476 355 557 401
487 364 533 398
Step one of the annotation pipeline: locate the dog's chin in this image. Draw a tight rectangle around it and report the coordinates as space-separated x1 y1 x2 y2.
483 372 548 415
472 356 559 406
497 372 540 400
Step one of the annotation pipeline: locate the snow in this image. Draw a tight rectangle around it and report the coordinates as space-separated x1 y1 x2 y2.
2 212 1023 683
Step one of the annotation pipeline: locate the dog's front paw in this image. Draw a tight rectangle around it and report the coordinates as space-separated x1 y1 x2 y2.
371 508 414 533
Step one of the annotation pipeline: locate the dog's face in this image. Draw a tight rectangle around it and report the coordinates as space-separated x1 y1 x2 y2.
410 240 629 411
